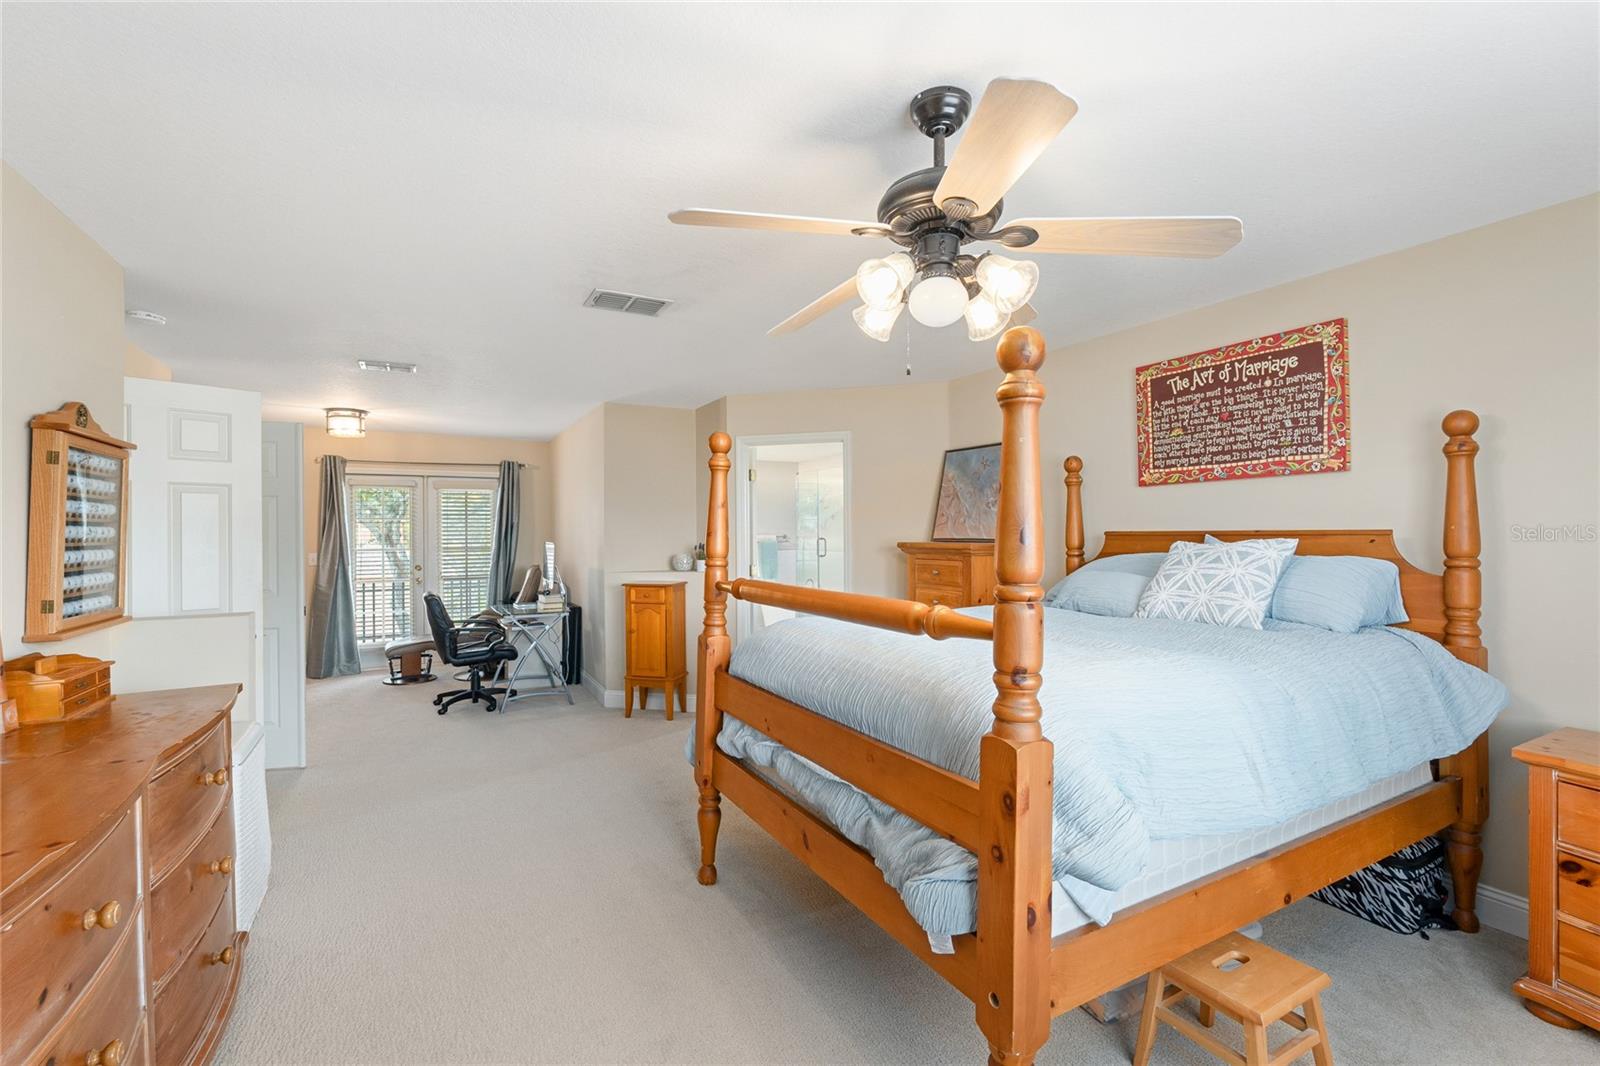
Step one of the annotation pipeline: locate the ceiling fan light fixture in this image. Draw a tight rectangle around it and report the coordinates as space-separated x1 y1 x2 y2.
852 300 903 343
963 292 1009 341
907 271 969 328
855 252 914 309
975 254 1040 314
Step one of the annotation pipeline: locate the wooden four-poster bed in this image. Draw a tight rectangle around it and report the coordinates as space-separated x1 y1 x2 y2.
691 327 1489 1065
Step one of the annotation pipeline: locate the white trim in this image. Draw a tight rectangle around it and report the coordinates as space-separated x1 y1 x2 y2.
581 670 607 703
233 719 265 761
1473 883 1529 939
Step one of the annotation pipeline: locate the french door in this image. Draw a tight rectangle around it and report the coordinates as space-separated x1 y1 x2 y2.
347 474 497 643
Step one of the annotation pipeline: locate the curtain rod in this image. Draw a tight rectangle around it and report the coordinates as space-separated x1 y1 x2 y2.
319 457 525 468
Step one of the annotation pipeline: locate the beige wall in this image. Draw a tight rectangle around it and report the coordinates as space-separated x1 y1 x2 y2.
2 164 127 656
551 405 607 683
124 340 172 381
1 164 259 722
724 379 950 598
947 194 1600 900
300 423 553 602
603 404 698 572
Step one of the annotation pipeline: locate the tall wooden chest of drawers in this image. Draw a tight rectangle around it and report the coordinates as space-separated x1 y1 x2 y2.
1 685 246 1065
897 541 996 609
1513 727 1600 1031
623 581 688 720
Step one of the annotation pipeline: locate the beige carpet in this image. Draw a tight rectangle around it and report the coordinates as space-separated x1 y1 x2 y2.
217 673 1597 1065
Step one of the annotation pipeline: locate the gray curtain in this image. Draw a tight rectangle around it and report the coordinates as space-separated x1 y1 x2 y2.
488 460 520 604
306 455 361 677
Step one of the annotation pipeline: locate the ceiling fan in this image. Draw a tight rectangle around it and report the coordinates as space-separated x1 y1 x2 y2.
669 79 1243 342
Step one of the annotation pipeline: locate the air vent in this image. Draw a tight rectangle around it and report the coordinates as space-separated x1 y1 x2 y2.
584 289 672 317
357 359 418 374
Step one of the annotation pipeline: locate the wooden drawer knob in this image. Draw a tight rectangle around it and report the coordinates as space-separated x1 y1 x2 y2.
209 944 235 966
199 767 228 787
929 568 940 576
80 900 120 931
84 1038 123 1066
208 855 234 876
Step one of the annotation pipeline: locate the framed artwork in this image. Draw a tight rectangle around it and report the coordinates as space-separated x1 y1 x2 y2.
1135 318 1350 487
932 443 1001 541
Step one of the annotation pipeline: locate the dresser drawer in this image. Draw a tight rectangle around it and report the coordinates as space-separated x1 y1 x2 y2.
1558 781 1600 850
151 799 236 986
148 723 229 880
627 586 668 604
1558 921 1600 999
1557 851 1600 928
24 924 142 1066
154 884 238 1065
912 557 966 588
2 810 139 1058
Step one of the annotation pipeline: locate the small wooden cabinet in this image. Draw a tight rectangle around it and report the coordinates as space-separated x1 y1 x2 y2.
623 582 687 720
897 541 996 609
25 403 136 642
1513 727 1600 1031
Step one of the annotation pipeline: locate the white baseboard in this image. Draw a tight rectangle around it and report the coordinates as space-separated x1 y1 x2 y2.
1473 883 1528 939
580 671 606 703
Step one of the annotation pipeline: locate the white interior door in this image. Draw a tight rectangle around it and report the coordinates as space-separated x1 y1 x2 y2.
261 422 306 769
123 377 263 724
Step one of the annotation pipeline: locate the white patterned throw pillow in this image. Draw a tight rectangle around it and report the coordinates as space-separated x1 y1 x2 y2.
1133 538 1298 629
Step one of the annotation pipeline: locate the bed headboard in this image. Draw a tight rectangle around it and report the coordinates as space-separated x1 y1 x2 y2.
1062 411 1485 668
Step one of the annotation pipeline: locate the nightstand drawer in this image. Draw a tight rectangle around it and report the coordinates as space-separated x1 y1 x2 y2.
1558 852 1600 928
627 586 667 604
1558 922 1600 999
912 585 966 609
1558 781 1600 850
912 557 966 587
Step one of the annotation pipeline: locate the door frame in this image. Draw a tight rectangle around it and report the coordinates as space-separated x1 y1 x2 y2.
262 421 307 769
731 431 851 643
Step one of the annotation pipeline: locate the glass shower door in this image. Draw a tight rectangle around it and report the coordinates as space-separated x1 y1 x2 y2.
746 439 848 629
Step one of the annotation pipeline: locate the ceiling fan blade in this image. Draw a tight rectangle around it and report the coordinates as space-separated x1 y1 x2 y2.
934 79 1078 218
1009 303 1038 327
768 277 858 336
1005 217 1244 258
669 209 887 238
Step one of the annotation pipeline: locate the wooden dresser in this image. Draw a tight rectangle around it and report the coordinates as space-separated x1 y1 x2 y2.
623 581 687 720
2 685 246 1065
897 541 996 609
1513 727 1600 1031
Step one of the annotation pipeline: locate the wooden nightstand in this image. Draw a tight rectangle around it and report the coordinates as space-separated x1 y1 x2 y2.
897 541 995 609
623 581 687 720
1513 727 1600 1031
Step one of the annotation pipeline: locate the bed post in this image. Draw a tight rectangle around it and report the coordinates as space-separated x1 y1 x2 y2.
1439 409 1487 932
695 431 733 886
977 328 1053 1066
1063 456 1085 574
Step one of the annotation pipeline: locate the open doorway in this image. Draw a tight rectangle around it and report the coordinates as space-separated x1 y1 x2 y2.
733 434 849 640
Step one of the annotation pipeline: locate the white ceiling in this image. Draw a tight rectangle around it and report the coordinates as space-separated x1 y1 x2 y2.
3 3 1596 440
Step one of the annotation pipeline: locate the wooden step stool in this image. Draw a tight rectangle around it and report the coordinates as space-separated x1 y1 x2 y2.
1133 931 1333 1066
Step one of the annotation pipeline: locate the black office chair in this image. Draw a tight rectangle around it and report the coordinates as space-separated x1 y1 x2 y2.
424 593 519 714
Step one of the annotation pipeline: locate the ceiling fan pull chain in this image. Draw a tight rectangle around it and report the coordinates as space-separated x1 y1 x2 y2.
904 319 913 377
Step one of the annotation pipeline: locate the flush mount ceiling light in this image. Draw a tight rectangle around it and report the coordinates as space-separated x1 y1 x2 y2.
670 78 1243 342
324 407 367 438
356 359 417 374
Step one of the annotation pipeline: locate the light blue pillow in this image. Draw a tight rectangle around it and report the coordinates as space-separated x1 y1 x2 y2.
1043 553 1165 616
1203 535 1409 633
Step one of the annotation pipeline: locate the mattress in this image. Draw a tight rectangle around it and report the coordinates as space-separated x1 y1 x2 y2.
1047 761 1433 936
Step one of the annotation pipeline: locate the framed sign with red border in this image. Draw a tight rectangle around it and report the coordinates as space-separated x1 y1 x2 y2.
1135 318 1349 487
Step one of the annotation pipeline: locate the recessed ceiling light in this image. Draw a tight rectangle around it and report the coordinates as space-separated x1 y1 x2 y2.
126 309 167 325
357 359 418 373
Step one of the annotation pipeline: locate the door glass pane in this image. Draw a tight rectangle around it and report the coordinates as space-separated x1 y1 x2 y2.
350 484 416 642
435 486 496 618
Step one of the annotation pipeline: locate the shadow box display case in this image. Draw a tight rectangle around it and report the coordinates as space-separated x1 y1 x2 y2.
24 402 136 641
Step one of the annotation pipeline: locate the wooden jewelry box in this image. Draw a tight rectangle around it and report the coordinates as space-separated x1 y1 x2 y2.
2 653 114 723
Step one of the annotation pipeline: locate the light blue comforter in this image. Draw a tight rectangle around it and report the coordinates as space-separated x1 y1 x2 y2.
706 607 1505 937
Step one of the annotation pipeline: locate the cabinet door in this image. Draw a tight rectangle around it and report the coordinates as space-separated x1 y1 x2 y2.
627 600 668 678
